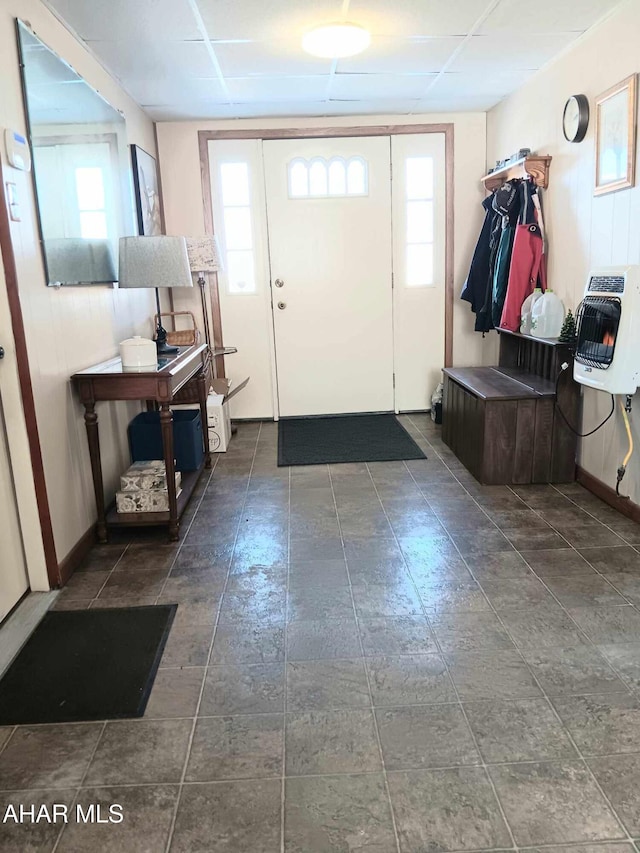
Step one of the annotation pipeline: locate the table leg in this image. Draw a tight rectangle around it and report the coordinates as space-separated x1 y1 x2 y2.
84 402 107 543
197 370 212 469
160 402 179 541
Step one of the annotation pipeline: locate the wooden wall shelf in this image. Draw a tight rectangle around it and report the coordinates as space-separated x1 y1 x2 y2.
481 155 552 191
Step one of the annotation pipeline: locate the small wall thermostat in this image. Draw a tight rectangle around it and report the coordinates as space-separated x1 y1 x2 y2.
4 129 31 171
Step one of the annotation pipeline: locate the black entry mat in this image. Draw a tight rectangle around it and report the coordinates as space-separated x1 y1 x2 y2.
0 605 176 725
278 414 427 466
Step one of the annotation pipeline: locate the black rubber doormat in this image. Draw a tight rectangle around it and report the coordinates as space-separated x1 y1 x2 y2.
278 413 427 466
0 605 176 725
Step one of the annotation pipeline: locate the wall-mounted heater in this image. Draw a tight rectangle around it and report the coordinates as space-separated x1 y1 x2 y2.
574 265 640 395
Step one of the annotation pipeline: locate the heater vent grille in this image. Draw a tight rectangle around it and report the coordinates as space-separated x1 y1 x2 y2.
575 296 621 369
588 275 625 293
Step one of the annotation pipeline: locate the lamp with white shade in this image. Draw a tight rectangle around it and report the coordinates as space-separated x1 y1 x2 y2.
118 236 193 356
185 235 223 351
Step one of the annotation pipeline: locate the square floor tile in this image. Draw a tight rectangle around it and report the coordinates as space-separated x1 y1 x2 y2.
450 529 515 557
351 581 423 618
287 585 355 621
478 577 558 610
580 547 640 575
57 785 178 852
286 659 370 712
288 560 349 590
603 574 640 606
357 616 435 656
489 761 625 845
161 622 215 667
171 779 281 853
567 607 640 644
84 719 191 785
145 667 205 718
376 704 479 770
588 754 640 836
285 710 381 776
388 766 511 852
522 646 628 696
551 693 640 755
499 608 588 648
545 576 628 608
561 526 626 549
186 714 283 781
463 698 577 762
366 654 456 706
218 588 286 625
0 724 102 790
284 774 396 853
417 580 491 614
287 618 361 661
430 611 514 652
445 650 542 700
522 549 597 577
597 643 640 691
200 663 284 715
0 788 75 850
503 528 570 551
210 620 285 665
465 551 532 580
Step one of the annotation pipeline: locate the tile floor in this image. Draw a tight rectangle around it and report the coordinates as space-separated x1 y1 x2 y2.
2 415 640 852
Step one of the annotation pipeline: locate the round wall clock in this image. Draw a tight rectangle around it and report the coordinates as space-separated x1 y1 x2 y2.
562 94 589 142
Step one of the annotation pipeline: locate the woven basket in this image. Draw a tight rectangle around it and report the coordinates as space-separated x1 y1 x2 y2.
155 311 201 346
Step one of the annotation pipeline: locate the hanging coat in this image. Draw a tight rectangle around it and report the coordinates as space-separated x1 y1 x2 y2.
460 195 499 333
490 181 521 328
499 182 546 332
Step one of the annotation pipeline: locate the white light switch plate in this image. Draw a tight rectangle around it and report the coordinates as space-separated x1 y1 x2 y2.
5 182 20 221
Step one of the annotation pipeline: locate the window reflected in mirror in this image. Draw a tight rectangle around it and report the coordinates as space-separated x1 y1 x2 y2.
16 21 134 286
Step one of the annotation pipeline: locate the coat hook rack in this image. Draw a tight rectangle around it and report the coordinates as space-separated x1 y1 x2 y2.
481 155 552 192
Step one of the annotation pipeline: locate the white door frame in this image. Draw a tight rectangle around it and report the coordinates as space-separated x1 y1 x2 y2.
198 123 455 415
0 160 55 592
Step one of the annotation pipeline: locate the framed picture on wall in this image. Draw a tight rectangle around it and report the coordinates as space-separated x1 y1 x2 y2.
131 144 163 235
594 74 637 196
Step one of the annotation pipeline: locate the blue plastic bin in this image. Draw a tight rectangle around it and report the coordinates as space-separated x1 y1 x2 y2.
128 410 204 472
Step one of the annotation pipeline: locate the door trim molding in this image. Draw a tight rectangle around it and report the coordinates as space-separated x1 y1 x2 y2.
198 123 455 370
0 156 59 587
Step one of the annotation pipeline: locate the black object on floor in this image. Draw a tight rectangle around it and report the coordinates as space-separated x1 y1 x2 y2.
0 605 176 725
278 413 427 466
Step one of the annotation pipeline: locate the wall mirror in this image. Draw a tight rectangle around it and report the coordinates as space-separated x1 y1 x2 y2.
16 20 134 286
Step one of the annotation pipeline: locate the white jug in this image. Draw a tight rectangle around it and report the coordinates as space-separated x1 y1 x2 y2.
520 288 543 335
531 290 565 339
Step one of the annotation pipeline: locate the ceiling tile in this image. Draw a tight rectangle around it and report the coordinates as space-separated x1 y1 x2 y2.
428 69 536 99
478 0 622 33
213 40 332 76
347 0 491 36
128 77 227 107
337 36 463 74
45 0 201 41
325 98 419 114
449 32 581 72
417 94 501 111
85 39 216 82
198 0 342 40
226 76 330 103
331 73 436 100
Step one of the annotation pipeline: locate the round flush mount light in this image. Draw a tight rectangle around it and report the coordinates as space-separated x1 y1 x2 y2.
302 23 371 58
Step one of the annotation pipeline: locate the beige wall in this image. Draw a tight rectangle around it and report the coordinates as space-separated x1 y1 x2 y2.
487 0 640 500
0 0 158 573
157 112 497 418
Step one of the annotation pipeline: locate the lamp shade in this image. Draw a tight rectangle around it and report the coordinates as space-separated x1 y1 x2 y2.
185 235 224 273
118 236 193 289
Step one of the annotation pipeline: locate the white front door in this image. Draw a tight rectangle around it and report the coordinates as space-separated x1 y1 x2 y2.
263 136 394 417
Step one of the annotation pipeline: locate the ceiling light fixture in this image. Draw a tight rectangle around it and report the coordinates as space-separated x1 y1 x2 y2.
302 23 371 59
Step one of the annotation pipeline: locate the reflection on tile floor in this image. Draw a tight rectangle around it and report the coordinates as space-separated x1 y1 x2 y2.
2 415 640 851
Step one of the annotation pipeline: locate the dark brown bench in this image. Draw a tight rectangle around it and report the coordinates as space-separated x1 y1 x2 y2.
442 330 580 485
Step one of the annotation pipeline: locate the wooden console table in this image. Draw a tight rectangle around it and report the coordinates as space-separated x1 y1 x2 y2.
72 344 211 542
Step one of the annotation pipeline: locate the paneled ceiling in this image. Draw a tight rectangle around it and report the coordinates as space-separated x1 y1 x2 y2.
43 0 624 120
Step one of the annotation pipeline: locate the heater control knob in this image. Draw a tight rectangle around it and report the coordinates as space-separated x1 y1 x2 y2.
0 346 4 360
277 301 286 310
274 278 284 288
